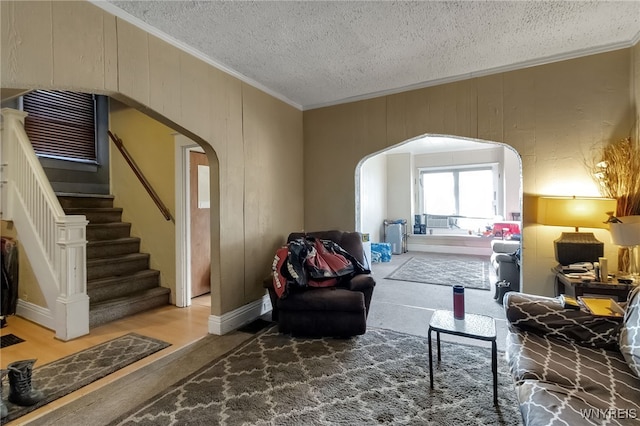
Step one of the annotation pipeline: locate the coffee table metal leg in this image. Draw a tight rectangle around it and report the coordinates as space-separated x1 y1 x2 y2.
492 339 498 405
428 327 434 389
436 331 441 362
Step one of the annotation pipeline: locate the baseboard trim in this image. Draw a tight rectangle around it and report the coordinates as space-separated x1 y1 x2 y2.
15 299 55 330
208 293 272 335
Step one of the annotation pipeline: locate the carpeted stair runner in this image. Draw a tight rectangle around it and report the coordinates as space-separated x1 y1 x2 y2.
58 193 170 328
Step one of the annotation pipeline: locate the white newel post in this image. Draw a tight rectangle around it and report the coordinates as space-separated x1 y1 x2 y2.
55 216 90 340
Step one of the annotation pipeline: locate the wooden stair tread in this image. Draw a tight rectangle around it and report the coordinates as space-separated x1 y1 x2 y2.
87 237 141 246
88 269 160 285
87 222 131 228
87 252 149 263
56 192 114 199
62 207 123 213
89 287 170 308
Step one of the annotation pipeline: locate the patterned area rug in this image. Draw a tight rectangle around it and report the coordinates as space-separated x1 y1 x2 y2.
2 333 170 423
387 254 491 290
112 327 522 425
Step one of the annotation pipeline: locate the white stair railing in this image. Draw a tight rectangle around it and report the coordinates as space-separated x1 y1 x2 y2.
1 108 89 341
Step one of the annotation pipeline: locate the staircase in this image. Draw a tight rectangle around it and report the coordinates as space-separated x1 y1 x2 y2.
57 193 171 328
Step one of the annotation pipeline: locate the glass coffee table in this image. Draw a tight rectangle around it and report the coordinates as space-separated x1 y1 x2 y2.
428 309 498 405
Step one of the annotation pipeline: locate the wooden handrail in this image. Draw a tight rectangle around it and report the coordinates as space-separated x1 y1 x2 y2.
108 131 175 223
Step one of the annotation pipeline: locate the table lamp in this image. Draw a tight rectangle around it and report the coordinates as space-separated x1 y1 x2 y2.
609 215 640 276
537 196 617 265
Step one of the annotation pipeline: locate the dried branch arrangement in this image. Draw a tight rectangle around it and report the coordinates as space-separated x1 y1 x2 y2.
588 136 640 273
590 137 640 217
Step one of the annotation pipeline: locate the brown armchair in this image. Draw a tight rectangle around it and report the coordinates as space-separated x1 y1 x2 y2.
264 231 376 337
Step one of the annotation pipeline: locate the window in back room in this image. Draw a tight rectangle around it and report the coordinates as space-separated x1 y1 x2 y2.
419 165 498 236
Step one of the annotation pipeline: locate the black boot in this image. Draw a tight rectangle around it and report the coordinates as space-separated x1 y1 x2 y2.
1 369 8 418
7 359 44 406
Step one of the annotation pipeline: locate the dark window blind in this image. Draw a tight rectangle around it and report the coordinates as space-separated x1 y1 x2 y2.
23 90 97 162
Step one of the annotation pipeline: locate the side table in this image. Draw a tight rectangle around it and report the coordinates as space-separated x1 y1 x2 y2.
428 310 498 405
553 267 635 301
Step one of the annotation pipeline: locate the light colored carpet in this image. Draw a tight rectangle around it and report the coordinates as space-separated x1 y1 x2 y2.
112 327 522 425
386 254 491 290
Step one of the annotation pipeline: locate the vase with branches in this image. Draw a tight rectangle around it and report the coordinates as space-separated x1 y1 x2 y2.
589 137 640 272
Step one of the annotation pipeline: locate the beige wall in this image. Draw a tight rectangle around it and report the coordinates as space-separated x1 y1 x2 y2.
359 154 387 242
1 221 45 308
304 49 635 297
1 0 304 315
241 84 304 302
1 0 637 310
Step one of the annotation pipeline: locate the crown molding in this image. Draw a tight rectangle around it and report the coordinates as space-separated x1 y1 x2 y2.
90 1 303 111
92 2 640 113
304 35 640 111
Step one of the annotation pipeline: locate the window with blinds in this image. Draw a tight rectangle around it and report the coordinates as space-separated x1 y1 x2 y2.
22 90 97 163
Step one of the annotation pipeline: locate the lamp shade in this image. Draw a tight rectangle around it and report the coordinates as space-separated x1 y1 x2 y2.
609 216 640 246
537 196 616 229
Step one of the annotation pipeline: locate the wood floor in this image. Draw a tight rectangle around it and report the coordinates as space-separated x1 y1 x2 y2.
1 295 212 368
0 294 254 425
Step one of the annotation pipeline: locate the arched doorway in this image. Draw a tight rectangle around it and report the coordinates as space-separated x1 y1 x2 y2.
355 134 522 341
1 90 222 335
356 134 522 249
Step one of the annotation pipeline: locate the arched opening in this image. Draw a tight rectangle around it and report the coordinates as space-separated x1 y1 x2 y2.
1 89 222 334
99 94 222 318
355 134 523 339
356 134 522 243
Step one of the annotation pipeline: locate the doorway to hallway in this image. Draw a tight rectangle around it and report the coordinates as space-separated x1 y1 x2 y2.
189 151 211 298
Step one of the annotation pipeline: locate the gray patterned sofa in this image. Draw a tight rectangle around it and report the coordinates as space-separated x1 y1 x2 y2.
504 287 640 425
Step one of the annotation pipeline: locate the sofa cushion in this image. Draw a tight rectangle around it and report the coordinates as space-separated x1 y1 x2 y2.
491 239 520 254
277 287 365 313
504 292 621 349
620 285 640 378
515 379 638 426
507 330 640 423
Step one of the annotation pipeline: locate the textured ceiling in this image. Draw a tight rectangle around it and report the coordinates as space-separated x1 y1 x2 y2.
99 1 640 111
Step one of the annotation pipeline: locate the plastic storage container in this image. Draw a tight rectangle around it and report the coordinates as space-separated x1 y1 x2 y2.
383 219 407 254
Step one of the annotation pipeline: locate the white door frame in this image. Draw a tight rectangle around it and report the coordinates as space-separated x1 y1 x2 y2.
174 134 205 307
